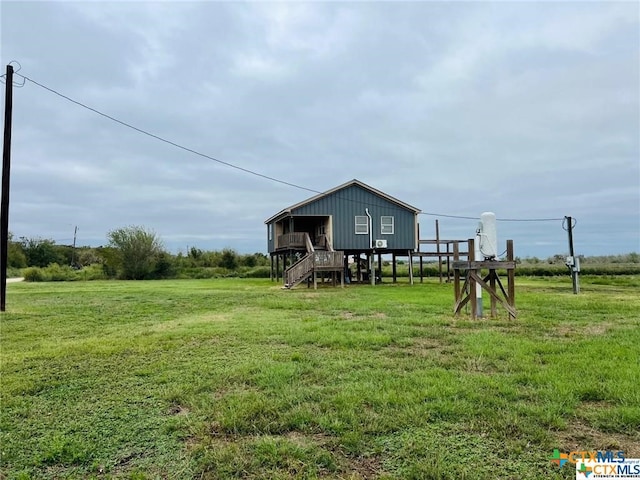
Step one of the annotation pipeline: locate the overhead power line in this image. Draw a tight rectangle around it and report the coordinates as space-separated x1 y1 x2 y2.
419 212 563 222
15 73 321 195
15 71 565 224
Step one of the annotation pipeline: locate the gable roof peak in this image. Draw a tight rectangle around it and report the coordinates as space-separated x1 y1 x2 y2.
265 179 421 224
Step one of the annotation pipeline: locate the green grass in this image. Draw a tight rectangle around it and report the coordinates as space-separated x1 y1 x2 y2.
1 277 639 479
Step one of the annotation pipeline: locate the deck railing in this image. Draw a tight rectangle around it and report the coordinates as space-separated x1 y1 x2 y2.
315 234 333 251
312 251 343 268
285 254 315 287
277 232 308 250
285 251 344 288
277 232 333 252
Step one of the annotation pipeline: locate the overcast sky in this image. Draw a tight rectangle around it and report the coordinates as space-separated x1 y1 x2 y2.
1 1 638 257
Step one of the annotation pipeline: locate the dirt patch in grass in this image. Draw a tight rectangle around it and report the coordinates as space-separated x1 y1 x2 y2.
557 419 640 457
410 337 458 362
411 337 448 350
168 403 190 416
285 432 385 479
382 337 453 361
301 293 321 299
147 313 230 333
554 323 614 338
285 430 332 447
343 454 384 479
339 311 387 320
193 429 386 478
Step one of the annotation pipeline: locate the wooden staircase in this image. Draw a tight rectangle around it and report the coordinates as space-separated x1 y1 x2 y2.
284 234 343 289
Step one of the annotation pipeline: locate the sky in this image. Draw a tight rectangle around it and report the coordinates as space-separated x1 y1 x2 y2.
1 1 638 258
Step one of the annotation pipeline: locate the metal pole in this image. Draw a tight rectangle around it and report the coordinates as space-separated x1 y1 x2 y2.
565 216 579 294
475 231 483 318
1 65 15 312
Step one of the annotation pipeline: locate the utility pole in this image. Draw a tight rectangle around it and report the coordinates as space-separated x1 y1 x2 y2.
1 64 14 312
71 226 78 267
565 216 579 294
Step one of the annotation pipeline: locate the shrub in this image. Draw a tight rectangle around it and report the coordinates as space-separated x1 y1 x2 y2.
152 252 176 279
107 226 165 280
7 267 23 278
23 264 109 282
242 266 271 278
8 234 27 269
76 264 108 281
45 263 76 281
23 267 45 282
20 237 67 267
219 249 238 270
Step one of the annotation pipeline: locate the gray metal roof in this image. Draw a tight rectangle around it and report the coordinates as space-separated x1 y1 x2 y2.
264 179 422 224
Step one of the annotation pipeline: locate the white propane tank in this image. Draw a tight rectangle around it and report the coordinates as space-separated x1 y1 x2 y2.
479 212 498 259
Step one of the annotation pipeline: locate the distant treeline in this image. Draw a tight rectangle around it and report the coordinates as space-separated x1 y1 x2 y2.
8 229 640 282
9 229 271 282
403 253 640 278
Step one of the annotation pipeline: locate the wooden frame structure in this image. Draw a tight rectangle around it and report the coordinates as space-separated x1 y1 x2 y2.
414 220 469 283
452 239 516 319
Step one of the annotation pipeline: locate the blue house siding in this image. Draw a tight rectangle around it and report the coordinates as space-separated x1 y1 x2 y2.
266 180 420 254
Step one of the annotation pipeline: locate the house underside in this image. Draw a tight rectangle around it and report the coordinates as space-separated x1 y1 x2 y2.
269 214 416 289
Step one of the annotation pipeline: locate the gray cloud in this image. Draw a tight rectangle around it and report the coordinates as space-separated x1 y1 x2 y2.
1 1 638 256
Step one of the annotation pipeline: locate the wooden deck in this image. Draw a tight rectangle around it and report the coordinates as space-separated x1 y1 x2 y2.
276 232 308 251
285 251 344 289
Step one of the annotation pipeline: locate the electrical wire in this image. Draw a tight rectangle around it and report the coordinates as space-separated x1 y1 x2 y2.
419 212 478 220
419 211 563 222
0 61 25 87
14 71 568 224
15 72 321 195
562 216 577 231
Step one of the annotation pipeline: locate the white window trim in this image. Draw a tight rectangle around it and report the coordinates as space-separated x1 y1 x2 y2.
381 216 394 235
355 216 369 235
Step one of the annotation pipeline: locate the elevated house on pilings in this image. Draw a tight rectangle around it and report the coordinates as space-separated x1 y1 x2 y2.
265 179 421 288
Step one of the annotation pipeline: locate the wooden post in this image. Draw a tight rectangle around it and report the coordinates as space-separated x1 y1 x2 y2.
419 255 424 283
408 250 414 285
468 239 477 319
507 240 515 320
436 220 442 283
453 242 460 305
565 216 579 294
392 253 397 283
377 252 382 284
490 270 497 317
343 254 349 285
1 64 14 312
270 255 274 281
370 253 374 286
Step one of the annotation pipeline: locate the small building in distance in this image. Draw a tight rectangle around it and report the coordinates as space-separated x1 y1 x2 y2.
265 179 421 288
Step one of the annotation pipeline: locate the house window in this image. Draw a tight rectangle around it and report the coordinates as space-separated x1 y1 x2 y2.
381 216 394 235
355 216 369 235
268 224 272 241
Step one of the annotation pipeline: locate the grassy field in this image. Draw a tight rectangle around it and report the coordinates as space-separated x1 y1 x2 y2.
1 276 639 479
